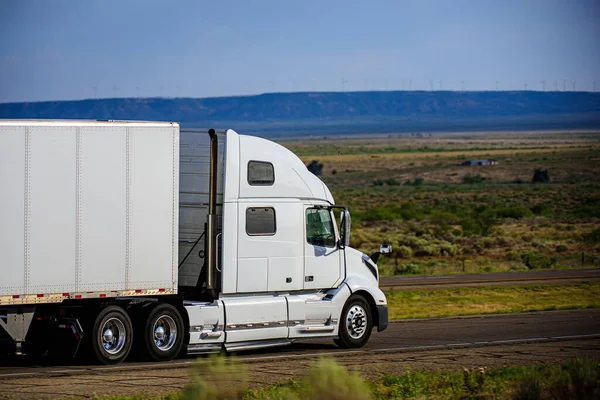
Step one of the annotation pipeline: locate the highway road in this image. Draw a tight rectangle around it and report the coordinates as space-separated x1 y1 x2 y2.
379 268 600 290
1 309 599 399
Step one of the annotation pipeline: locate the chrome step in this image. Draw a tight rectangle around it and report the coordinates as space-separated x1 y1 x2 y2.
187 343 222 355
224 339 291 352
299 325 335 332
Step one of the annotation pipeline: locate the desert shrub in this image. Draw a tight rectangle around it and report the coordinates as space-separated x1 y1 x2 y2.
462 173 486 184
496 205 533 219
563 358 600 400
583 228 600 244
399 202 424 220
522 234 534 243
461 367 488 398
306 160 324 176
302 358 370 400
183 355 248 400
494 236 510 247
514 370 541 400
506 250 521 261
544 358 600 400
569 204 600 219
396 263 421 275
404 177 425 186
532 169 550 183
362 205 398 221
531 203 553 216
431 212 458 237
406 221 430 236
439 242 459 256
372 178 400 186
461 207 497 237
520 252 558 269
556 244 569 253
549 369 572 400
460 217 479 236
414 245 439 257
479 237 496 249
382 368 421 398
396 245 413 258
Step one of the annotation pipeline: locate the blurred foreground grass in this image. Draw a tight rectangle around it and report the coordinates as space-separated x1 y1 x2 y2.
386 282 600 320
94 357 600 399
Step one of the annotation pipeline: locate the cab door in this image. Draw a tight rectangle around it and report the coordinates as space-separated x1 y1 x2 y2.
303 206 343 289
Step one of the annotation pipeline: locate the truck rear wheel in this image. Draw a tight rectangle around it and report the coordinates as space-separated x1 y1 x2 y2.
90 306 133 365
140 304 184 362
334 294 373 349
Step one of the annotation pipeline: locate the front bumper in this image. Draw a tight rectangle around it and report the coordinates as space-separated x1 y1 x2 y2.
376 305 388 332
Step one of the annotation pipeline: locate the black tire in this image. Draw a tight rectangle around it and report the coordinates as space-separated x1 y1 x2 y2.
334 294 373 349
89 306 133 365
139 303 184 362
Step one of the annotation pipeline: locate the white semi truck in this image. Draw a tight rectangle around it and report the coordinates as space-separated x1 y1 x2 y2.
0 120 389 364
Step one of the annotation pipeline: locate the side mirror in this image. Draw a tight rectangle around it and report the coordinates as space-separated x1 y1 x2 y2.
370 244 392 264
340 210 351 248
380 244 392 254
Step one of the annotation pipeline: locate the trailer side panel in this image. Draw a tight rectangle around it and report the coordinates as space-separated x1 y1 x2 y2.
0 121 179 305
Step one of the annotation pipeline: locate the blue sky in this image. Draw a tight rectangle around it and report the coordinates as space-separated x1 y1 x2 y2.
0 0 599 102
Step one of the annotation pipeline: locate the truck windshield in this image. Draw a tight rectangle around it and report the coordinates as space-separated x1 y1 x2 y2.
306 208 335 248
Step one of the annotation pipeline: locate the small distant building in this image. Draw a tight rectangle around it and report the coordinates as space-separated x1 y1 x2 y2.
461 159 498 166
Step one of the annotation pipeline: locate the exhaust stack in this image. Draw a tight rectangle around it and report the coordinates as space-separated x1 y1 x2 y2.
206 128 218 294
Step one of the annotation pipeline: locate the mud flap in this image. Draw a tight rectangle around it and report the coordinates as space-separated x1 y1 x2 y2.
376 305 388 332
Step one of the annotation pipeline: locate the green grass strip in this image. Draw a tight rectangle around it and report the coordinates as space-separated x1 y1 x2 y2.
386 282 600 320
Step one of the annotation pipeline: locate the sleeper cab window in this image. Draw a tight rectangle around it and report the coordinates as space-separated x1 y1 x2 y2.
246 207 276 236
306 208 336 248
248 161 275 186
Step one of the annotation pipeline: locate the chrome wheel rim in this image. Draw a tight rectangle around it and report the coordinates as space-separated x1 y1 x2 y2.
153 315 177 351
345 305 367 339
101 317 126 355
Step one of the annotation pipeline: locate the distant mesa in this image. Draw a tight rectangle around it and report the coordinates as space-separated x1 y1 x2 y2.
1 91 599 137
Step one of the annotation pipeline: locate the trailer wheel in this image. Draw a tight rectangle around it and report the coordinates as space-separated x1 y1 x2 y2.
141 304 184 362
334 294 373 349
90 306 133 365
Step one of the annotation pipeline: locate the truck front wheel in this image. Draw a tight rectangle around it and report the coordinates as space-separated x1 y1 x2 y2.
140 304 184 362
90 306 133 365
334 294 373 349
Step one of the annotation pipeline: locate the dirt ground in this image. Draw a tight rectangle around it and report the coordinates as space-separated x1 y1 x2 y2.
0 339 598 399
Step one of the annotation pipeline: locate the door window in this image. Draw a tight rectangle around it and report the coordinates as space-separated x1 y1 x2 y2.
306 208 335 248
246 207 276 235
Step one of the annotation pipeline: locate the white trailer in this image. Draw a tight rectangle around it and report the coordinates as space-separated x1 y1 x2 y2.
0 120 389 364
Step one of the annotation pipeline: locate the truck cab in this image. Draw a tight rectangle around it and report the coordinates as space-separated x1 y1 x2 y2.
178 128 388 356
